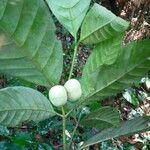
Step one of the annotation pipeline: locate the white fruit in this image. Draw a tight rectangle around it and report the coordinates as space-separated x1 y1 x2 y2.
145 78 150 89
49 85 67 107
64 79 82 101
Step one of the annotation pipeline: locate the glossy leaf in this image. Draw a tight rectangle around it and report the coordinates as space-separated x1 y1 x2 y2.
0 86 55 127
81 40 150 102
80 3 129 44
81 116 150 148
46 0 91 39
81 107 120 129
0 0 63 87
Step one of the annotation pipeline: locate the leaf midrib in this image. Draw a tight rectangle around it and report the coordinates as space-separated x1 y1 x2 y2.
84 117 118 126
68 7 76 39
0 108 53 113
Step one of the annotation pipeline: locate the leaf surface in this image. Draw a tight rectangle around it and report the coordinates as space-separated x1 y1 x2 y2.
81 107 120 129
0 86 55 127
80 3 129 44
0 0 63 87
81 40 150 102
46 0 91 39
81 116 150 148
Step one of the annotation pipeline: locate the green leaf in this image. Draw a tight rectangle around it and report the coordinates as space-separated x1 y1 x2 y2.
0 0 63 87
0 86 55 127
12 132 33 148
46 0 91 39
81 116 150 148
81 39 150 102
81 107 120 129
95 35 124 65
123 89 140 107
80 3 129 44
81 36 123 97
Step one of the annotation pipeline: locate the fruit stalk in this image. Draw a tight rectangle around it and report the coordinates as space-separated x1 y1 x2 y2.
62 106 66 150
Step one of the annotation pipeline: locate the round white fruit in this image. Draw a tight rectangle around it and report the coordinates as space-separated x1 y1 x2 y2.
145 78 150 89
49 85 67 107
64 79 82 101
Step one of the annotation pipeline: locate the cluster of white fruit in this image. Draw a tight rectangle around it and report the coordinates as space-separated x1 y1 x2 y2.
49 79 82 107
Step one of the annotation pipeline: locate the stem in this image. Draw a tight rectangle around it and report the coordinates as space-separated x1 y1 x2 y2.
54 111 64 118
69 124 78 149
69 111 82 149
68 42 79 80
62 106 66 150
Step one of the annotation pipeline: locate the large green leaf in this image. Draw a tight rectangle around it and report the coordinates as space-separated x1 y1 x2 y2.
81 107 120 129
80 3 129 44
0 0 63 87
0 86 55 127
81 116 150 148
82 36 122 95
81 36 122 96
46 0 91 39
81 40 150 102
